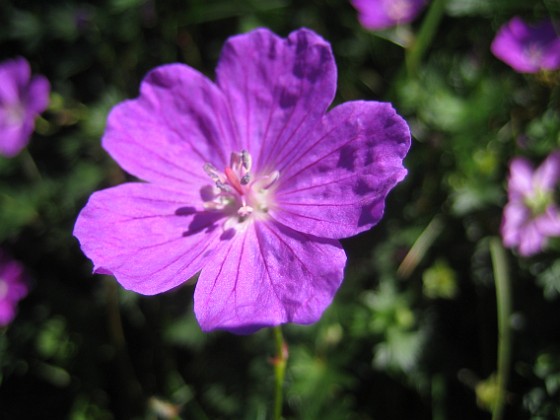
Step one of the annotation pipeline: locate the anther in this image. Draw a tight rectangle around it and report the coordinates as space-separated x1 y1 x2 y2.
215 181 233 193
203 163 222 183
241 150 252 171
240 173 251 185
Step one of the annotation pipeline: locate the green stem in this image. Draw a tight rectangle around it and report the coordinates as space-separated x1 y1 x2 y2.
272 326 288 420
489 238 512 420
397 214 444 279
21 148 42 183
405 0 448 77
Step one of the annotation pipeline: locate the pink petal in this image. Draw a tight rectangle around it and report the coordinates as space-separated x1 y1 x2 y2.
508 157 534 199
215 28 337 172
73 183 227 295
0 123 33 157
0 57 30 105
26 74 50 114
351 0 427 30
194 220 346 333
501 202 529 248
270 101 410 239
535 207 560 237
534 151 560 191
518 222 546 256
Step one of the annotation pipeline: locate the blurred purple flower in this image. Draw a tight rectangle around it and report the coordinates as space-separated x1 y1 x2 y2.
502 152 560 256
491 16 560 73
0 251 29 327
74 28 411 333
0 57 50 158
351 0 428 30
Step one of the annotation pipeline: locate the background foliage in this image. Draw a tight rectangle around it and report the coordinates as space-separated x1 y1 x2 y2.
1 0 560 418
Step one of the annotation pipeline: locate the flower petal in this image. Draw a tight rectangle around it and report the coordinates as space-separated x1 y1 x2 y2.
0 57 30 105
26 74 50 114
508 157 534 199
491 17 560 73
351 0 427 30
535 207 560 237
518 222 546 257
0 123 33 157
270 101 410 239
74 183 229 295
501 202 529 248
215 28 337 171
534 151 560 191
194 220 346 333
102 64 238 189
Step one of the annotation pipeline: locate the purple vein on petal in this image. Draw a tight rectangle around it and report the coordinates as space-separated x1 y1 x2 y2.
113 132 208 182
125 232 217 279
278 133 361 187
254 223 283 304
233 230 248 321
277 172 364 196
269 209 356 226
257 77 306 168
277 106 359 179
162 111 226 168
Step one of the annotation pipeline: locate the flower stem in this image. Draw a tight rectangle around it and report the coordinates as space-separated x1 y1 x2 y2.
21 148 42 183
406 0 448 77
489 238 512 420
272 326 288 420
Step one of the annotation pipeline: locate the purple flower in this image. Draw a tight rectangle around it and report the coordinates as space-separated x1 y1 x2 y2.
351 0 428 30
0 251 29 327
491 16 560 73
0 57 50 158
501 152 560 256
74 28 410 333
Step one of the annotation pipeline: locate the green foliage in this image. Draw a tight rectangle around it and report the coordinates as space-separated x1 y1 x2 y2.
0 0 559 419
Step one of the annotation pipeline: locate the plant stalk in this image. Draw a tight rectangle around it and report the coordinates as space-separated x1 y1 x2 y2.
489 238 512 420
272 326 288 420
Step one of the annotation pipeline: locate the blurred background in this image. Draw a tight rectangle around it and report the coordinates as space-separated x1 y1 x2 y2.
0 0 560 418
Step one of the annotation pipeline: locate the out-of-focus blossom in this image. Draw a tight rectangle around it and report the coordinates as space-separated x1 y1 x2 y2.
351 0 428 30
74 28 411 334
491 16 560 73
0 251 29 327
501 152 560 256
0 57 50 157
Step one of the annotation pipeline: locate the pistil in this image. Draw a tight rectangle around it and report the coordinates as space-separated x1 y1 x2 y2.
201 150 280 225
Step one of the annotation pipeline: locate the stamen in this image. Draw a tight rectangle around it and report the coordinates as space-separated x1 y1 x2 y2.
240 173 251 185
215 180 233 193
203 163 222 183
241 150 252 171
261 170 280 190
202 150 276 225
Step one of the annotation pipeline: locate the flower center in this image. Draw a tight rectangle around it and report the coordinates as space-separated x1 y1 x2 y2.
202 150 279 225
0 279 8 300
3 103 25 126
524 43 544 66
525 186 553 217
385 0 413 21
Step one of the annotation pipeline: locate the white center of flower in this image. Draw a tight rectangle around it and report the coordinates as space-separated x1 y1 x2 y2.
524 43 544 66
385 0 413 21
202 150 279 227
525 186 553 217
4 103 25 126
